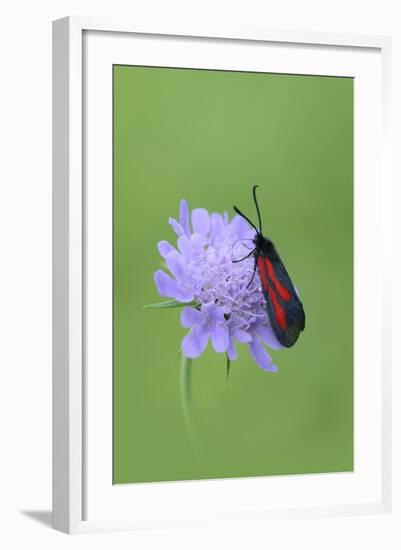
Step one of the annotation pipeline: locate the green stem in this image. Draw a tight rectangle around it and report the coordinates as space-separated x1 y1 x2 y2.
180 354 200 451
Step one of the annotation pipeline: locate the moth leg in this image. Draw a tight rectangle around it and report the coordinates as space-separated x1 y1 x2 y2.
247 256 258 288
232 248 256 263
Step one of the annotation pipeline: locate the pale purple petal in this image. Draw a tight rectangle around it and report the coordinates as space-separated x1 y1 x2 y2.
177 235 195 260
190 232 205 249
210 325 229 353
191 208 210 237
157 240 175 259
227 338 237 360
210 212 224 231
179 199 191 236
154 271 193 302
230 214 254 239
214 305 227 321
234 328 252 343
255 324 283 350
209 213 226 246
169 217 184 237
182 326 208 358
153 270 178 297
204 303 226 327
249 339 278 372
180 307 202 328
165 250 188 282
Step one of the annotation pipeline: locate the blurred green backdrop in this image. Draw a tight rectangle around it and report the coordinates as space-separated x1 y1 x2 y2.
113 65 353 483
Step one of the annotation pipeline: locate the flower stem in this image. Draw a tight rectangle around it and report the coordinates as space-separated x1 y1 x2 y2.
180 354 200 451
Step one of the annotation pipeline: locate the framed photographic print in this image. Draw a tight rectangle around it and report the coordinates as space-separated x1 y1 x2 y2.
52 17 392 534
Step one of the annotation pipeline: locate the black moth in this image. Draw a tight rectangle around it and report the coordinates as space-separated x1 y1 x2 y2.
233 186 305 348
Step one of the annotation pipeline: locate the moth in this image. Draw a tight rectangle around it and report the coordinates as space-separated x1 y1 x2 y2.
233 186 305 347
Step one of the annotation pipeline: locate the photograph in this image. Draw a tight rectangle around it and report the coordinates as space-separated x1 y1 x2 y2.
112 65 354 484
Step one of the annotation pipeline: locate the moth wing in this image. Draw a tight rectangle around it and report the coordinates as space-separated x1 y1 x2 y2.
257 254 305 348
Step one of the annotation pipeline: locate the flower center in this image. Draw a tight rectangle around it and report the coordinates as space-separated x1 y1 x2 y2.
188 241 266 332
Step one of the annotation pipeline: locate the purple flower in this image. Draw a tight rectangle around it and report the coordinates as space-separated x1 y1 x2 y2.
153 199 283 372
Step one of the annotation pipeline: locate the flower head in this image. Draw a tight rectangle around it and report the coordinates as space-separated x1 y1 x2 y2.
154 199 283 372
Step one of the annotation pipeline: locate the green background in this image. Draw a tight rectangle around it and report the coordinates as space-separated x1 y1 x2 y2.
113 65 353 483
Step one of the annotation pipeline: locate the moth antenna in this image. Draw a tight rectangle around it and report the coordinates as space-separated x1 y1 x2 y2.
233 206 259 233
252 185 263 234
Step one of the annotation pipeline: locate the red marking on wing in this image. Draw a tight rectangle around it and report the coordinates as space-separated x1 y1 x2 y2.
257 256 288 330
264 258 291 302
268 287 288 330
257 257 268 291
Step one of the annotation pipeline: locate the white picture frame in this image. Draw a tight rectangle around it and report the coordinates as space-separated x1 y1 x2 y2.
52 16 392 534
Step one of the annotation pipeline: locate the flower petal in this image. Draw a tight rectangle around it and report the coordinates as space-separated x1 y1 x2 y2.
179 199 191 236
190 232 205 249
230 214 255 239
203 303 226 327
191 208 210 237
157 240 175 259
209 213 226 246
165 250 188 282
255 324 283 350
154 270 193 302
210 212 224 231
182 326 208 358
210 324 229 353
168 217 184 237
249 339 278 372
180 307 202 328
234 328 252 343
227 338 237 360
177 235 195 260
